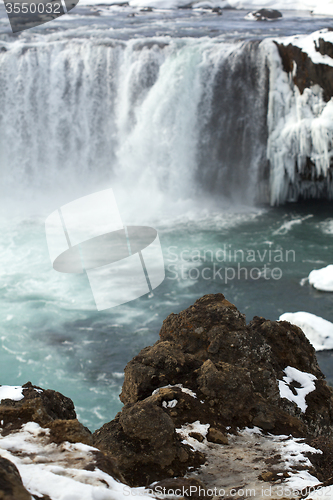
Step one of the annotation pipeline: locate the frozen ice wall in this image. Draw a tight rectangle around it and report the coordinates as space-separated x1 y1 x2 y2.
266 30 333 205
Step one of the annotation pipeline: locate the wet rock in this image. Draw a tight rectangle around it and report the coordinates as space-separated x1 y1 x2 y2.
159 294 246 350
258 470 281 482
119 399 175 446
246 8 282 21
212 7 222 15
189 432 204 442
84 450 125 483
0 382 76 434
117 294 330 434
0 456 31 500
120 341 192 404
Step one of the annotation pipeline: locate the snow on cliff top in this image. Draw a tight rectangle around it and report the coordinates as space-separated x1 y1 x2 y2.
277 29 333 67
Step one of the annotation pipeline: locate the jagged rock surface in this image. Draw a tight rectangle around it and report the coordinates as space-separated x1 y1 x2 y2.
93 293 333 486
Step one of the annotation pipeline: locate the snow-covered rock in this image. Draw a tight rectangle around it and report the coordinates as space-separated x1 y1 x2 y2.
245 8 282 20
278 366 317 411
0 422 153 500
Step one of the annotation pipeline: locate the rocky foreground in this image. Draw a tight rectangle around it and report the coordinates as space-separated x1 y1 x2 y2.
1 293 333 499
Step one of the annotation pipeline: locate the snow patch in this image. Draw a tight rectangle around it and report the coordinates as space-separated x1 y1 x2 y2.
162 399 178 408
279 311 333 350
152 384 197 398
0 385 24 403
176 421 210 451
309 264 333 292
279 436 322 490
278 366 317 412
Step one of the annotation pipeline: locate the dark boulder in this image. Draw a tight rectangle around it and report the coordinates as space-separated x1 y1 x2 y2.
93 389 206 486
0 456 31 500
247 8 282 21
212 7 222 15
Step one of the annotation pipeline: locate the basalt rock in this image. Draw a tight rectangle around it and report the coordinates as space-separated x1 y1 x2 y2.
94 293 333 487
93 388 206 486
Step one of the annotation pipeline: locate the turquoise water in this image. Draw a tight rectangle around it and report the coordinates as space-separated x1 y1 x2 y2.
1 200 332 431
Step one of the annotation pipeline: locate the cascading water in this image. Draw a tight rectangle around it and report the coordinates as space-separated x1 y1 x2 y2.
0 36 271 213
0 32 332 209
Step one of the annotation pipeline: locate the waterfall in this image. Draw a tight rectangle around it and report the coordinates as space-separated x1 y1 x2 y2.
0 33 331 212
0 36 269 214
